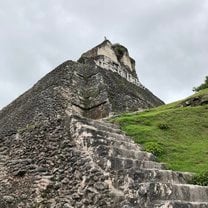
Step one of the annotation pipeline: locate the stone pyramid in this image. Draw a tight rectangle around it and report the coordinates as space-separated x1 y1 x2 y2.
0 40 207 207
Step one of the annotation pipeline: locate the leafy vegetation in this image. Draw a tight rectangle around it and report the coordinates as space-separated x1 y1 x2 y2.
112 88 208 174
193 76 208 92
112 44 127 60
143 142 164 156
157 122 170 130
191 171 208 186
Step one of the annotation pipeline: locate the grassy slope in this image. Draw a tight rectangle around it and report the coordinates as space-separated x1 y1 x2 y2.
113 89 208 174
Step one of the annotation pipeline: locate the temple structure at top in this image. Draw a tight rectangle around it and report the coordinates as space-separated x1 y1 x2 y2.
78 40 143 86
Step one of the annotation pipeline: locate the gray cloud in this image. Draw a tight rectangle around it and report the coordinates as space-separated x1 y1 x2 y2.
0 0 208 109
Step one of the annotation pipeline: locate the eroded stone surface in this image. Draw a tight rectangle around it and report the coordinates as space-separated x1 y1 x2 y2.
181 94 208 107
79 40 141 86
0 42 207 207
1 112 208 207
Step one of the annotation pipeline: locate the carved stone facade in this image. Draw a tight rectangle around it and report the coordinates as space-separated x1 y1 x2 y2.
94 55 142 87
79 40 143 87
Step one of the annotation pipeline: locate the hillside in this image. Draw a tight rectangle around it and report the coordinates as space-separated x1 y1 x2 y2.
113 88 208 174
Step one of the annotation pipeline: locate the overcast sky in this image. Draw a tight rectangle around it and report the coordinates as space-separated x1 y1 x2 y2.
0 0 208 109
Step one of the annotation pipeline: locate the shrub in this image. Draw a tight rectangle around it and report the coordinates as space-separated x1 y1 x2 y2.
190 171 208 186
112 44 127 60
144 142 164 156
158 123 169 130
193 76 208 92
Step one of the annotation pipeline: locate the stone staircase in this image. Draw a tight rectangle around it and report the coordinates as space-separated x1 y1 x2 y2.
70 115 208 208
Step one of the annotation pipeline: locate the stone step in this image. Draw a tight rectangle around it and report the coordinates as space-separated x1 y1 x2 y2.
131 169 192 184
76 133 141 152
141 160 167 170
101 167 191 186
97 159 190 185
71 115 121 132
98 118 121 129
84 116 120 129
154 200 208 208
96 156 166 171
94 144 155 161
75 126 137 145
75 121 123 136
83 120 121 133
137 182 208 202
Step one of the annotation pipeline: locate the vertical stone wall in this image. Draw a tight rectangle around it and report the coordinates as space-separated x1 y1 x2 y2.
97 41 119 64
79 40 141 86
94 55 143 87
120 51 133 72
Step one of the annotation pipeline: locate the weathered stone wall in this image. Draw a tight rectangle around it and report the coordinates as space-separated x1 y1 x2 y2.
120 51 133 72
94 55 141 86
0 58 162 207
97 41 119 64
1 109 208 207
0 60 163 137
79 40 139 86
81 40 119 64
1 56 208 208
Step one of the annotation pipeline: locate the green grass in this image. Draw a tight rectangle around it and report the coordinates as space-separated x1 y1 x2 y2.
112 89 208 174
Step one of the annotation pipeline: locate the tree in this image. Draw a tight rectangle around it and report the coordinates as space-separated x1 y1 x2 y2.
193 76 208 92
